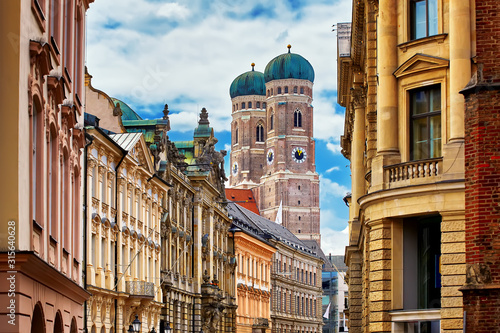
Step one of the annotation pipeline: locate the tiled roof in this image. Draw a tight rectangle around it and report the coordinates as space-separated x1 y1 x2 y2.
226 202 317 256
225 189 259 215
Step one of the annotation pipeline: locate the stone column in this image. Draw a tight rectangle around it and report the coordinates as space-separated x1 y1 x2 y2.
376 0 399 156
449 0 471 142
351 88 366 220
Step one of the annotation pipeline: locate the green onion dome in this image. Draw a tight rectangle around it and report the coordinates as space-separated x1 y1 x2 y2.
229 63 266 99
264 45 314 83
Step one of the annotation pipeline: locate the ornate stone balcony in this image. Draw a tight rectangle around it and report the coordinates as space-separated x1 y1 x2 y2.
384 158 442 189
253 318 269 328
126 280 155 298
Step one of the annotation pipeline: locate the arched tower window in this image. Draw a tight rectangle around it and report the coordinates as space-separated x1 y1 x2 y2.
278 87 282 94
256 124 264 142
256 101 261 108
284 86 289 94
269 110 274 130
294 109 302 127
248 101 252 109
294 86 298 94
234 126 239 145
263 102 267 109
300 87 304 94
242 102 246 109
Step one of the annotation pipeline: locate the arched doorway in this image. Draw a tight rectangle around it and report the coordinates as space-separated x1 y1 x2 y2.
31 302 45 333
70 317 78 333
53 311 63 333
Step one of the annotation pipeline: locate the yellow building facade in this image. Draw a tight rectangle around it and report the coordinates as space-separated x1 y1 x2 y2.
85 127 167 332
338 0 473 332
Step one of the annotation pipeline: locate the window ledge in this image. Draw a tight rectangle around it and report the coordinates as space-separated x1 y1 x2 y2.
398 34 448 53
389 309 441 322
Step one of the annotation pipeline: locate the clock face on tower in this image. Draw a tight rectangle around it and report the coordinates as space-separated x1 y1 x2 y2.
267 149 275 165
291 147 307 163
232 162 238 175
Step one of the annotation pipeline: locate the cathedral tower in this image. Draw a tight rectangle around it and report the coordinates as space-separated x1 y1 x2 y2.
259 45 320 244
229 63 267 188
228 46 320 245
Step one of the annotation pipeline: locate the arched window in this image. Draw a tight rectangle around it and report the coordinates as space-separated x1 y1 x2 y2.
248 101 252 108
267 89 270 97
241 102 246 109
256 101 261 108
294 86 298 94
277 87 282 94
300 87 304 94
263 102 267 108
284 86 288 93
256 124 265 142
235 127 239 144
294 110 302 127
271 88 274 95
270 112 274 130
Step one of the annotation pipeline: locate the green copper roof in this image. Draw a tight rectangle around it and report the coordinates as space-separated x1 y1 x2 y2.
264 47 314 83
111 98 143 121
229 65 266 98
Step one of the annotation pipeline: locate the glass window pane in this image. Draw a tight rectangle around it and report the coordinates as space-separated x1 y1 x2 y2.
412 90 428 115
430 87 441 112
428 0 438 36
412 0 427 39
430 115 441 158
412 117 429 160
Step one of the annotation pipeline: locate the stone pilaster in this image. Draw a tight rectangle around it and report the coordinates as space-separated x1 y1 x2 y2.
346 248 363 333
367 219 392 333
440 211 466 333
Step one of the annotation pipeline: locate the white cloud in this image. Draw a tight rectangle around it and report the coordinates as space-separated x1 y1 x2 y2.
158 3 190 20
224 143 231 152
320 175 350 200
85 0 353 135
326 166 340 173
320 226 349 256
326 141 342 154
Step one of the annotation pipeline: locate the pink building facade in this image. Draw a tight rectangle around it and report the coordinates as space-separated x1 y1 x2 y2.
0 0 95 332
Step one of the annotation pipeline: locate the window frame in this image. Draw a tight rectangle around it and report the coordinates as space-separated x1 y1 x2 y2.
409 84 442 161
294 109 302 128
256 123 265 142
410 0 438 40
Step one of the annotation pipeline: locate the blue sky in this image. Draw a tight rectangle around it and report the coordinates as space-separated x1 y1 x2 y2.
86 0 353 255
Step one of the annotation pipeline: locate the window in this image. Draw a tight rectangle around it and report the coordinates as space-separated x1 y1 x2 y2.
263 102 266 108
403 216 441 309
294 86 298 94
63 0 74 80
410 0 438 40
284 86 288 93
270 112 274 130
242 102 246 109
300 87 304 94
49 0 61 52
256 101 260 108
278 87 282 94
256 124 264 142
294 109 302 127
235 127 239 144
74 8 84 100
248 101 252 108
410 85 441 160
31 101 42 223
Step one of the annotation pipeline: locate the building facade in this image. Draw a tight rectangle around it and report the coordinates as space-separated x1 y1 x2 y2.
322 255 348 333
226 201 324 333
85 79 237 332
338 0 475 332
0 0 94 332
228 47 321 245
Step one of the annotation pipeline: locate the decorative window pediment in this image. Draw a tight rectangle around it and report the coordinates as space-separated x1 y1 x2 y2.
393 53 449 79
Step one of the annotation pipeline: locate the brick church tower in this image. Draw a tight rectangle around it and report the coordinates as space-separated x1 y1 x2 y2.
229 46 320 245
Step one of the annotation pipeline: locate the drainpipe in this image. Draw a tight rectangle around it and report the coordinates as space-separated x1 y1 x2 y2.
114 151 126 332
83 132 94 333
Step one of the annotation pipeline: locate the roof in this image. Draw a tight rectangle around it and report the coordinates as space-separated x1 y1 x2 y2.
226 202 317 256
229 65 266 98
108 132 143 151
111 98 143 121
327 255 348 272
264 47 315 83
225 189 260 215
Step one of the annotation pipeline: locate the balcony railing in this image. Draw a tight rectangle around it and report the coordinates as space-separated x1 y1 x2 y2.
126 281 155 297
384 158 442 188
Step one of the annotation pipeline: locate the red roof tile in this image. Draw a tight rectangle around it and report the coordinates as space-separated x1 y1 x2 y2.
225 189 260 215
